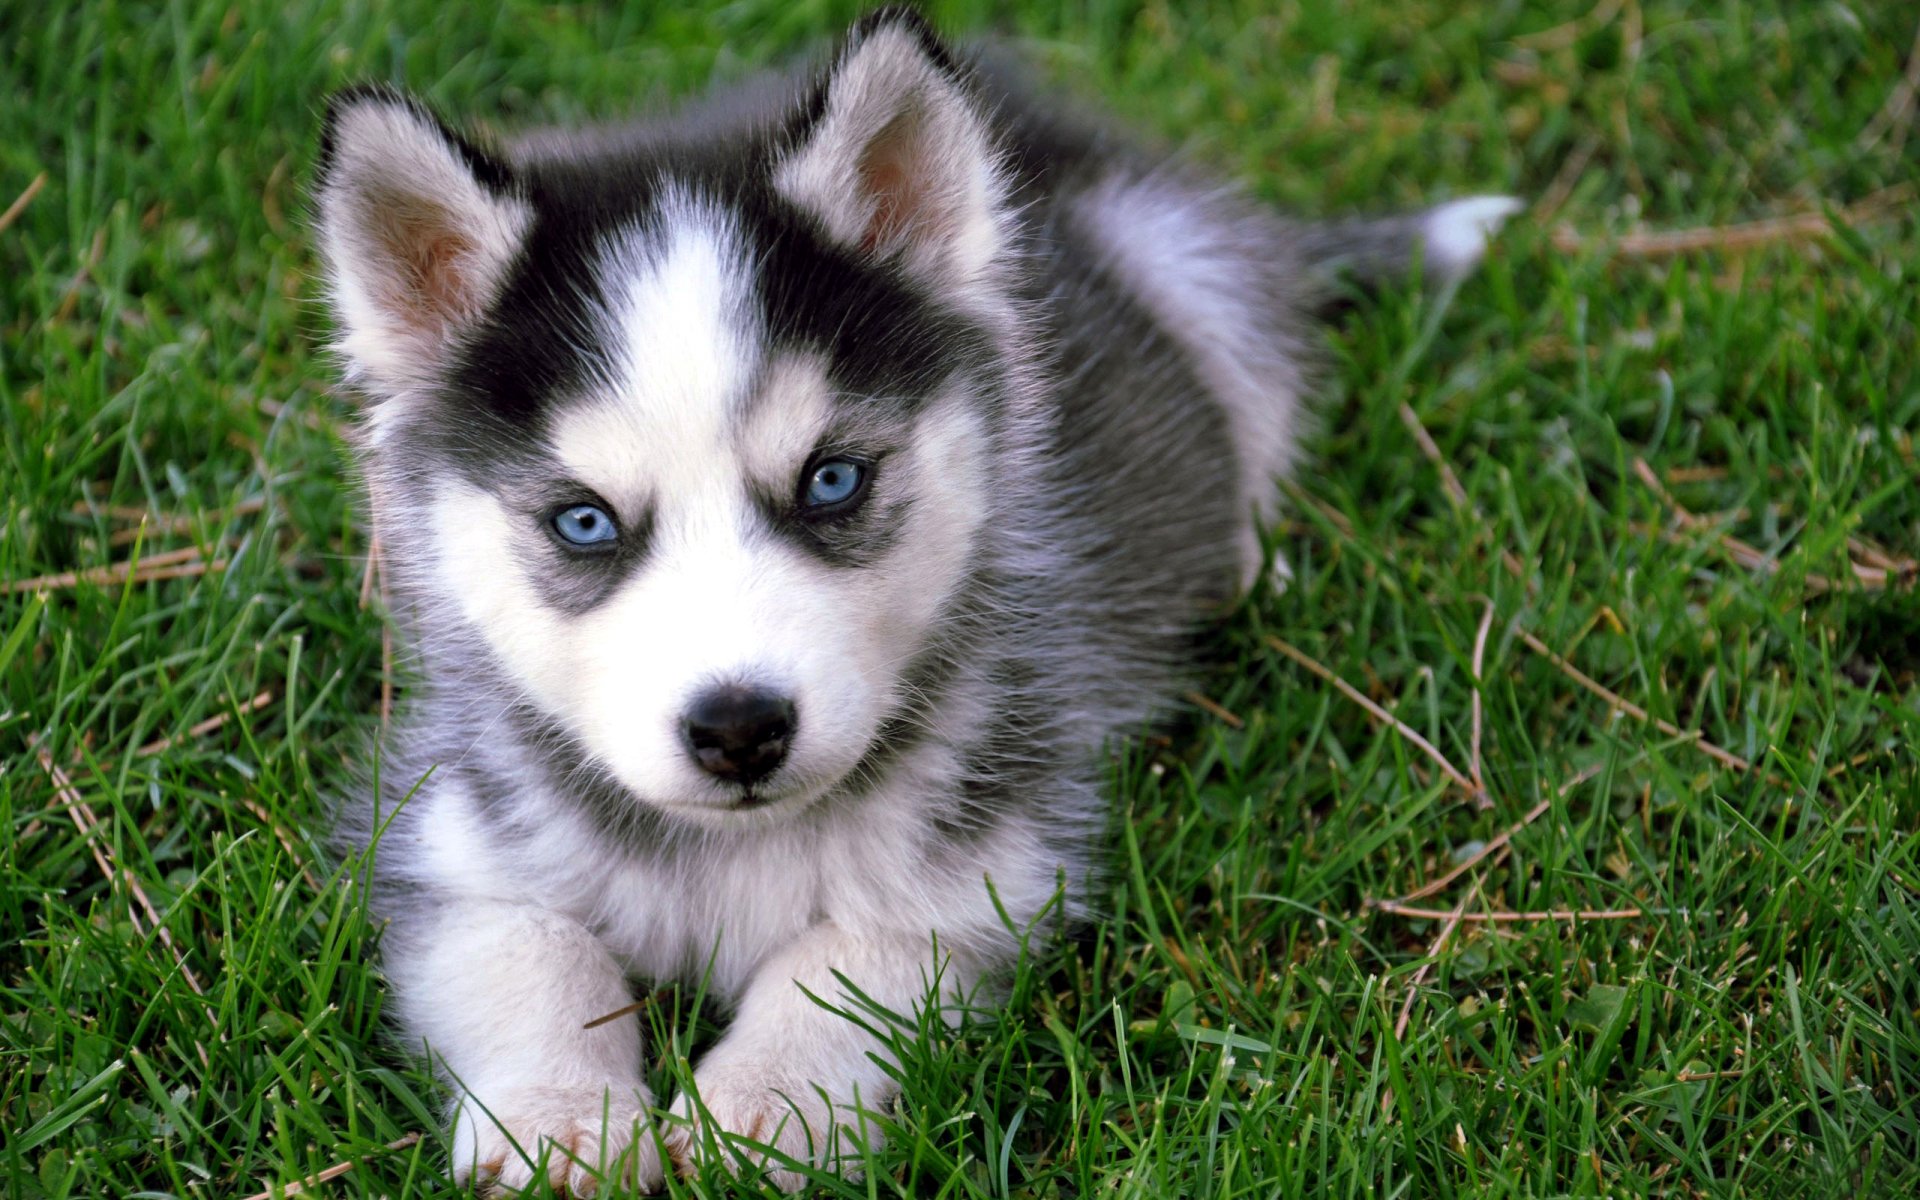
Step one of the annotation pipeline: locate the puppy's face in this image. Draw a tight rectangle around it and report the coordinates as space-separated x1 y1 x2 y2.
316 23 1013 822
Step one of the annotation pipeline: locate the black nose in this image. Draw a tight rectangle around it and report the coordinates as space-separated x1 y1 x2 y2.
682 687 796 785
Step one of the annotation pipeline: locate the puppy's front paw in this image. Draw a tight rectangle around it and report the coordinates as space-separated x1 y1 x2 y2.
665 1063 881 1192
454 1083 663 1197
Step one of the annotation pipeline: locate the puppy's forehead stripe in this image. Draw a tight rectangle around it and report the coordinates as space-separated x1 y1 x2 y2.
549 192 761 503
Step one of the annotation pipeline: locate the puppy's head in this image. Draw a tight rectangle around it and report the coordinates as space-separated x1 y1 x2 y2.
316 11 1017 824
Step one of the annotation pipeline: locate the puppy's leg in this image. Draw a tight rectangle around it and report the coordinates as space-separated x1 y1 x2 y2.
387 899 663 1197
666 923 979 1191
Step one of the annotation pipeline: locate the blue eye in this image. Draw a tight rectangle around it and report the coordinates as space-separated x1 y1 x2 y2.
802 459 867 509
552 503 618 547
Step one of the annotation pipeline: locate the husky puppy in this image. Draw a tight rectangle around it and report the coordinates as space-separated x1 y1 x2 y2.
316 7 1515 1194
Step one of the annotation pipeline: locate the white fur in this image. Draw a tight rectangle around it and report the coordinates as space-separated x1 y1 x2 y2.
1422 195 1524 282
432 189 999 822
550 196 759 512
383 833 663 1194
666 923 983 1189
387 699 1058 1189
331 19 1518 1194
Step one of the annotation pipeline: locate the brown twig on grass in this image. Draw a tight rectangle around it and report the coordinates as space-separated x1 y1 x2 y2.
1 543 230 595
1468 599 1495 809
34 745 208 996
1184 691 1245 729
1394 404 1531 584
1373 899 1643 922
1389 762 1608 905
1550 183 1916 260
1393 886 1475 1040
0 171 47 234
1633 458 1912 593
238 1132 423 1200
135 690 275 757
1857 21 1920 155
1265 635 1481 801
583 1000 649 1031
238 796 324 893
93 497 266 547
1515 629 1760 776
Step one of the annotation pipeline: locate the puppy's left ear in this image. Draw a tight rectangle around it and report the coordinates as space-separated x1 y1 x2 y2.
776 8 1007 292
313 86 531 399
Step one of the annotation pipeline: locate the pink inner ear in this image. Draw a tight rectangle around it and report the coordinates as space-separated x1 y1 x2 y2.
856 108 952 256
367 190 481 336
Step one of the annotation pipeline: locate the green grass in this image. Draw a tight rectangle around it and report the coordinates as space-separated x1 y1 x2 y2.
4 1 1918 1196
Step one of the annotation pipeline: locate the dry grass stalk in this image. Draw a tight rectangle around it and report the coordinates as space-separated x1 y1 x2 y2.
34 745 208 996
1390 762 1608 906
1551 183 1916 259
358 529 381 610
2 543 230 595
1634 458 1912 592
238 795 324 893
72 502 167 523
1398 403 1470 509
1846 534 1911 575
1184 691 1245 729
1516 629 1760 776
1534 137 1600 227
238 1132 422 1200
136 690 275 757
1265 635 1480 800
0 171 47 234
1662 463 1792 485
1394 886 1474 1040
97 497 266 547
1395 404 1531 584
1374 899 1643 922
1279 479 1357 539
583 1000 648 1031
1468 599 1495 808
1857 22 1920 155
1676 1068 1746 1083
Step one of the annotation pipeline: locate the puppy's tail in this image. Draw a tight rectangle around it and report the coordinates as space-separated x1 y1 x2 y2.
1292 195 1524 302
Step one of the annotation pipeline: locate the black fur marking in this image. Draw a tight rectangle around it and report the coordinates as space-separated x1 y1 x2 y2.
413 134 990 472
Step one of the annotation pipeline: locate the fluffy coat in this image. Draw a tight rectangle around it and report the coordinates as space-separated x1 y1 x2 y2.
314 8 1515 1193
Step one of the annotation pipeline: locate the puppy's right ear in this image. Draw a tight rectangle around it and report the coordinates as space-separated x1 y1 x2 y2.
314 86 530 398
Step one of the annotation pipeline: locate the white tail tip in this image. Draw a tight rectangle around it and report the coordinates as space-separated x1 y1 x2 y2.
1423 195 1524 281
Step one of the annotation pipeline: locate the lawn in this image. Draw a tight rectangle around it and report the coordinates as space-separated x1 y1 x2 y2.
3 1 1917 1196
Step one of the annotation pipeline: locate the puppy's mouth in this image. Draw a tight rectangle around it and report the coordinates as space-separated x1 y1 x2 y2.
732 785 774 810
646 771 828 822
